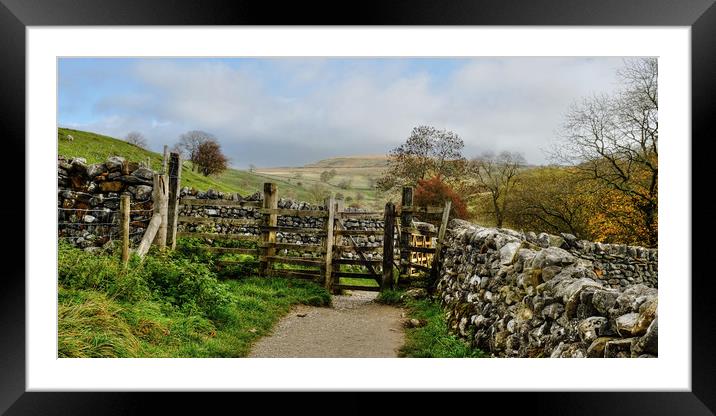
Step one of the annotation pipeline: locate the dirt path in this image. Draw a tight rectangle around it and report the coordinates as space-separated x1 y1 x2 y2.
248 291 405 358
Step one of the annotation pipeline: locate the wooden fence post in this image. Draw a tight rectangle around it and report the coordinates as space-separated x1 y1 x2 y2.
167 152 182 249
260 183 278 277
152 173 169 249
399 186 413 281
323 195 336 291
162 145 169 174
382 202 396 290
120 193 130 266
429 200 452 288
135 214 162 258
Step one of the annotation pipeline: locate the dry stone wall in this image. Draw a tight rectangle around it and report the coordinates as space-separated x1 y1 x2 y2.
58 156 154 250
436 220 658 358
177 189 385 259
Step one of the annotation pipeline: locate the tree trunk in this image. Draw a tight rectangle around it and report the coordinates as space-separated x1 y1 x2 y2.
644 204 658 247
492 196 503 228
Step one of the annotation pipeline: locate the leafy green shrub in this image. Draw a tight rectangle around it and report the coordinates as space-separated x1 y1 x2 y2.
173 238 216 264
143 256 235 321
216 260 259 279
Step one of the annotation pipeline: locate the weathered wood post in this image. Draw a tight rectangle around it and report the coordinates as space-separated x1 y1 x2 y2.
152 173 169 249
120 193 131 266
260 183 278 277
167 152 182 249
399 186 413 281
429 200 452 288
135 214 162 258
162 145 169 174
382 202 396 290
323 195 336 291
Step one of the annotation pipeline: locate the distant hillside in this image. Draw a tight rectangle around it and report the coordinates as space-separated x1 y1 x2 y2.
57 128 316 200
305 155 389 169
256 154 391 209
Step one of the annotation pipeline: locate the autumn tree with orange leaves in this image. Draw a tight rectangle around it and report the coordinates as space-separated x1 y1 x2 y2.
414 175 470 219
552 57 658 247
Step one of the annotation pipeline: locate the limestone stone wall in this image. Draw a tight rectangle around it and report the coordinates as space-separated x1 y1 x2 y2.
436 220 658 358
177 189 385 260
58 156 154 250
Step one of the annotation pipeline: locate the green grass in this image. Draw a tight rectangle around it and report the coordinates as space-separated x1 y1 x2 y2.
58 241 330 358
376 290 486 358
374 289 403 304
58 127 315 198
339 278 379 287
57 127 394 206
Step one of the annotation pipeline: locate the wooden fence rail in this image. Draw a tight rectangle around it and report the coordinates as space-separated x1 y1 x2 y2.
166 177 450 292
120 147 455 293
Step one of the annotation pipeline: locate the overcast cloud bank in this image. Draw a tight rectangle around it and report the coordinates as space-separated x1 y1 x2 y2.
59 57 625 168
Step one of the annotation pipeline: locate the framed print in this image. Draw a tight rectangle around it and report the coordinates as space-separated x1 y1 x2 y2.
2 0 715 414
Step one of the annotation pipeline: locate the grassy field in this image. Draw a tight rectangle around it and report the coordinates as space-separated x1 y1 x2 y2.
256 155 393 209
58 240 330 358
58 128 397 206
59 128 327 201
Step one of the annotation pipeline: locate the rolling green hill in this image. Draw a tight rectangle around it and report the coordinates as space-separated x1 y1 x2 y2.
256 155 392 208
305 155 389 169
57 128 393 207
57 128 316 200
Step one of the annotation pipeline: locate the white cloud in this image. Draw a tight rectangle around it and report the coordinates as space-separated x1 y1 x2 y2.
69 57 626 167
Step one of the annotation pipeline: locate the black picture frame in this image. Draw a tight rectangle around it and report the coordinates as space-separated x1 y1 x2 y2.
2 0 714 414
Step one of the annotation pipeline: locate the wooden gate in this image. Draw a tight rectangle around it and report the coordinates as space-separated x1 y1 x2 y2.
176 182 329 282
171 174 449 292
396 186 452 288
330 201 386 292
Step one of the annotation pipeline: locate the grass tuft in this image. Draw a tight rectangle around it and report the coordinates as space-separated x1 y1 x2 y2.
58 289 141 358
375 289 404 305
398 298 486 358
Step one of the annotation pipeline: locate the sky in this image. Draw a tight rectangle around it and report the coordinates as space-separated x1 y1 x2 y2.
58 57 626 168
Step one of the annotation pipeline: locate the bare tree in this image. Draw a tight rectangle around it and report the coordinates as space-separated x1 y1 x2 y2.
125 131 148 149
378 126 466 190
175 130 216 171
507 166 593 239
553 57 658 246
467 151 525 228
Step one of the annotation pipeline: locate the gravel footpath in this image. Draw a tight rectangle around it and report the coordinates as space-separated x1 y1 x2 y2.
248 291 405 358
